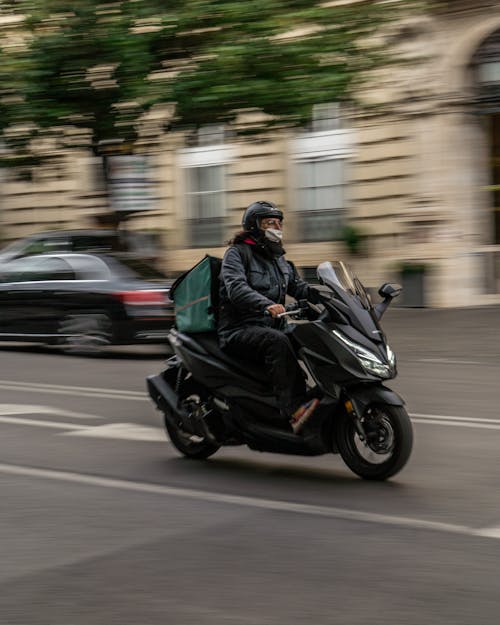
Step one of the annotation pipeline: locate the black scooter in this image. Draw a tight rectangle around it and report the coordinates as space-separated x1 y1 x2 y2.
147 261 413 480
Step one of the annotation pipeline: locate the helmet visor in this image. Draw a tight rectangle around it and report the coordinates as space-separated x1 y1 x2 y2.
259 216 283 229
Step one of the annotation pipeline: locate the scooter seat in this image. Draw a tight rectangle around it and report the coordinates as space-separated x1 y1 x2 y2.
191 332 271 385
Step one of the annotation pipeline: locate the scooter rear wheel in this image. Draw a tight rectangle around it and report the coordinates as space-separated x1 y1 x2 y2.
335 403 413 481
163 406 220 460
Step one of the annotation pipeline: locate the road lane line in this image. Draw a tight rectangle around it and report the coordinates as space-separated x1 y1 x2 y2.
411 413 500 430
0 404 103 420
0 380 499 430
0 380 143 396
0 382 148 401
410 412 500 425
412 418 500 430
474 526 500 539
411 413 500 424
416 358 483 365
0 416 164 440
0 416 86 430
60 423 165 441
0 462 475 538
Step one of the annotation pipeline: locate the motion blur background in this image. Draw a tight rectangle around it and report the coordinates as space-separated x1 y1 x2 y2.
2 3 500 625
0 0 499 307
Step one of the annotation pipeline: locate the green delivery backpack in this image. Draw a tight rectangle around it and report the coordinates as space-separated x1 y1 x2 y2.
169 246 252 334
170 255 222 333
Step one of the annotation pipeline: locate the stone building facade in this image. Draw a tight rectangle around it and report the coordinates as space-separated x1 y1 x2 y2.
1 0 499 307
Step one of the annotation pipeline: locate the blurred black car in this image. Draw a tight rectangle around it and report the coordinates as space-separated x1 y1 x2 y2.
0 252 174 355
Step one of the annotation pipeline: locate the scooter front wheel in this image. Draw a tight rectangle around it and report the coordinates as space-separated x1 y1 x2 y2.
164 410 220 459
335 403 413 481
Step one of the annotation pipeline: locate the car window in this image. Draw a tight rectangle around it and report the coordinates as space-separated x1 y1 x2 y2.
71 234 126 253
0 256 75 282
0 237 32 255
64 255 111 280
23 237 69 256
0 257 37 282
43 258 76 280
105 255 167 281
0 236 61 259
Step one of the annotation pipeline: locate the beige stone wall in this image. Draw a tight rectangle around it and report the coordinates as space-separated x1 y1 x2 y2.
342 1 500 305
0 154 89 243
2 1 500 306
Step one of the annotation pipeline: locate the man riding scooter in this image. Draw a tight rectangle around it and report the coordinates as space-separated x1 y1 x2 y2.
218 200 323 432
148 206 412 479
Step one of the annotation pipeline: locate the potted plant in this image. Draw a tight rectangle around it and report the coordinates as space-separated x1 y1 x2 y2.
340 223 366 256
398 261 428 307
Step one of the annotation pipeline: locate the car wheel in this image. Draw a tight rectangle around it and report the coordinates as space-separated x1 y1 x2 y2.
58 312 113 356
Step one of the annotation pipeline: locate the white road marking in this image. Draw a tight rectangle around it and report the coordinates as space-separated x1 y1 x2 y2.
0 462 494 541
0 404 103 419
0 380 147 401
5 410 500 438
412 413 500 430
474 526 500 539
0 381 499 433
0 380 143 396
60 423 165 442
0 415 164 441
411 413 500 424
0 416 86 430
0 403 165 440
416 358 483 365
412 418 500 431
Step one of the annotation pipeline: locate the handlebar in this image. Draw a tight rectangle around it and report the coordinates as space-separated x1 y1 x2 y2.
277 309 302 319
265 299 321 320
264 305 302 319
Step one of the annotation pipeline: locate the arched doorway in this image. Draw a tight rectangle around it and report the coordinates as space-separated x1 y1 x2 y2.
473 29 500 292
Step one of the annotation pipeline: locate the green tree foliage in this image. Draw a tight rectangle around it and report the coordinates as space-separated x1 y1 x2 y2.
2 0 423 155
9 0 169 154
166 0 418 129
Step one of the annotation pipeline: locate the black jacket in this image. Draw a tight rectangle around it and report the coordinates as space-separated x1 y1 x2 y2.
217 240 320 344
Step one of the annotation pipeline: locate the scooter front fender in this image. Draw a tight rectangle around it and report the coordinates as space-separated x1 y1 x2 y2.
346 384 405 419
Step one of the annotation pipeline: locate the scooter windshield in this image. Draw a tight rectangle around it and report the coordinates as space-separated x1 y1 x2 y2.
317 261 372 311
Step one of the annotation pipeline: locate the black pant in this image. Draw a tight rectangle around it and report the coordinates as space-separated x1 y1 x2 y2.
223 326 306 416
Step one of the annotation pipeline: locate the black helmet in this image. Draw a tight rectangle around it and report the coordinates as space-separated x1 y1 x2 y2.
242 201 284 232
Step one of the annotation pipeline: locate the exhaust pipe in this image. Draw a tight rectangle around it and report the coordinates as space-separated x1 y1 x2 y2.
147 373 183 415
146 373 213 441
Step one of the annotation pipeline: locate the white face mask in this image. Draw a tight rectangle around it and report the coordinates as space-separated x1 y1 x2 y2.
264 228 283 243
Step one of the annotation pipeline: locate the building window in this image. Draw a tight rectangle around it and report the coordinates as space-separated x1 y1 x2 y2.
311 103 342 132
197 124 226 146
295 158 345 242
474 29 500 246
179 139 235 248
186 165 226 247
292 115 352 243
299 266 321 284
474 29 500 92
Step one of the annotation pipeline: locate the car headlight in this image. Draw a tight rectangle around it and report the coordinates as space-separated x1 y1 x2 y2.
332 330 391 378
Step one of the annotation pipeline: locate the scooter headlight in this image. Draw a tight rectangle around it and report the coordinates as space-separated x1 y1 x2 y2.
386 344 396 368
332 330 391 378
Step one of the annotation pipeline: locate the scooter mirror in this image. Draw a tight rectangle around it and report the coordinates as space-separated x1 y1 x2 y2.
378 283 402 299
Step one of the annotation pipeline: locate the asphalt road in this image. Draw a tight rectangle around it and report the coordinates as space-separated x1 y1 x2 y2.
0 306 499 625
